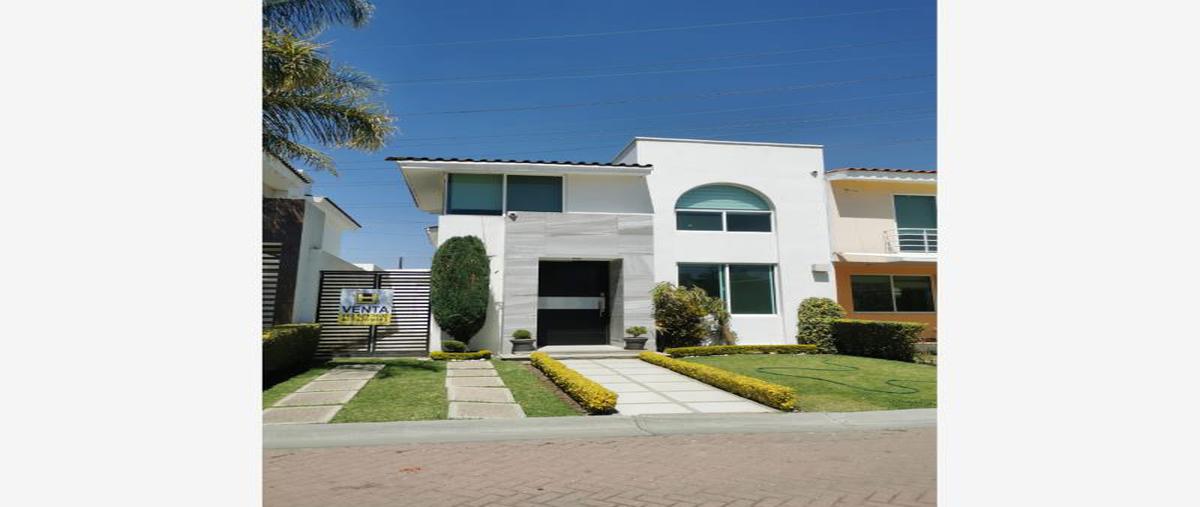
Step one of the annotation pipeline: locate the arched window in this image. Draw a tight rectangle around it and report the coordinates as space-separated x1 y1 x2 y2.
674 184 772 232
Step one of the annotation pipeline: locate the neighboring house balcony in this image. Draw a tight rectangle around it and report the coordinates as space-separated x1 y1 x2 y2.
884 227 938 254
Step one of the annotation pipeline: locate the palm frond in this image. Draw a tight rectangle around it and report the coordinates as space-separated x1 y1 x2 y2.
263 0 374 36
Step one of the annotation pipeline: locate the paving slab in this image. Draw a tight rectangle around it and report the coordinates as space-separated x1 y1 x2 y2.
445 361 494 370
314 365 383 381
447 387 515 403
687 401 776 413
640 381 713 392
615 403 692 415
446 368 499 377
662 390 744 402
624 373 687 383
448 402 526 419
614 391 672 404
296 379 369 392
603 382 650 393
275 390 359 407
263 406 341 425
445 376 505 387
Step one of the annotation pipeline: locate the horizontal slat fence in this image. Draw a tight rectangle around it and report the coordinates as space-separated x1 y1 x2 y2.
315 270 431 357
262 242 282 328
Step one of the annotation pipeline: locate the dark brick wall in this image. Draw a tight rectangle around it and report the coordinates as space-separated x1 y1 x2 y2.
264 198 306 325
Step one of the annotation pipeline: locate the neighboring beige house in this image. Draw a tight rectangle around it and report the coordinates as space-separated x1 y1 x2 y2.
825 167 937 339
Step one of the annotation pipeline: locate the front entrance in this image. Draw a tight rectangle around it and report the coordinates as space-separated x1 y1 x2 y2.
537 261 610 347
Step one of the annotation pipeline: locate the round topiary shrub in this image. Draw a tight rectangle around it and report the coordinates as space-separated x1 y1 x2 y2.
441 339 467 352
796 297 846 353
430 235 490 345
512 329 532 340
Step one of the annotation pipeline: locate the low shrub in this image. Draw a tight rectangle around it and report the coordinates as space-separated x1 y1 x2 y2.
831 319 924 362
651 282 735 350
638 352 797 411
529 352 617 414
511 329 532 340
431 350 492 361
664 344 818 358
795 297 846 353
625 326 648 338
441 339 467 352
263 324 321 385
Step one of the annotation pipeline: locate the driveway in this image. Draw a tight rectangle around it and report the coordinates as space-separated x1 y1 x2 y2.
561 358 775 415
264 426 935 506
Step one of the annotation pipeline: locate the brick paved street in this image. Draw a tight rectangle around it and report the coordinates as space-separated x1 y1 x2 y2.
264 428 935 506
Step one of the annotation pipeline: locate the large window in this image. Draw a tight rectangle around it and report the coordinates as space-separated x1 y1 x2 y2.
446 174 502 215
850 275 935 312
678 263 776 315
506 175 562 212
445 174 563 215
675 184 772 232
893 195 937 252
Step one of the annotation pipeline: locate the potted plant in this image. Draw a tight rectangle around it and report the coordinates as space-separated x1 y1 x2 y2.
623 326 649 350
510 329 535 353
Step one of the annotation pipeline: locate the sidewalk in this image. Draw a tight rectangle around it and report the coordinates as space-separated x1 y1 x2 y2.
264 408 935 449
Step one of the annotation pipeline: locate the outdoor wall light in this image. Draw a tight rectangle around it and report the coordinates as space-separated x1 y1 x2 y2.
507 212 518 221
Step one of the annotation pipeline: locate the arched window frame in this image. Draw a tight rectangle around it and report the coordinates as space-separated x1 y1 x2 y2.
674 184 774 233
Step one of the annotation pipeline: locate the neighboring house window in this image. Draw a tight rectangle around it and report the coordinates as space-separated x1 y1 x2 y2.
506 175 562 212
850 275 935 312
446 174 503 215
675 184 772 232
678 263 777 315
893 195 937 252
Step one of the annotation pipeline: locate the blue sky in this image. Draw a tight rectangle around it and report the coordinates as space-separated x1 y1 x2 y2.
305 0 936 268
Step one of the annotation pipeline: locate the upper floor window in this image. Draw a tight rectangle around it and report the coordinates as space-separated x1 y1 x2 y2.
893 195 937 252
446 174 562 215
675 184 772 232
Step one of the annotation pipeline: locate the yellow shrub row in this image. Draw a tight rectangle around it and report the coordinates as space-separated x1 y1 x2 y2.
529 352 618 414
430 350 493 361
638 352 798 411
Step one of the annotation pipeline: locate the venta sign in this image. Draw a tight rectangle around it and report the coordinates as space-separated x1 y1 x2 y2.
338 288 393 325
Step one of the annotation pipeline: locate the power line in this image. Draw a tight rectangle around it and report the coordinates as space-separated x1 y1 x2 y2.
384 38 932 85
397 73 934 115
375 7 916 48
384 52 931 86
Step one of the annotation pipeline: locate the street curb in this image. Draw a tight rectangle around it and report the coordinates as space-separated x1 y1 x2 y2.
263 409 936 449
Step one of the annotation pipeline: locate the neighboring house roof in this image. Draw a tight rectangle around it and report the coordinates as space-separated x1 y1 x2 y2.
386 156 651 168
268 152 313 183
826 167 937 174
312 196 362 229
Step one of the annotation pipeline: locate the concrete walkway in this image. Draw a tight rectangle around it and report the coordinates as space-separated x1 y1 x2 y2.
264 409 936 448
560 358 775 415
264 364 383 425
445 361 525 419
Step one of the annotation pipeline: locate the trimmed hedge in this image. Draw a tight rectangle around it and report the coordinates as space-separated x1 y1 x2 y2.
664 344 818 358
638 352 797 411
431 350 492 361
795 297 846 353
263 324 321 385
529 352 617 414
430 236 490 343
831 319 925 362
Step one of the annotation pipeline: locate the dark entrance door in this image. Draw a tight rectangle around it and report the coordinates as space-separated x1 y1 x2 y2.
537 261 610 346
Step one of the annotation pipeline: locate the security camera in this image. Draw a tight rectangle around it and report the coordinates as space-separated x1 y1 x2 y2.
507 212 518 221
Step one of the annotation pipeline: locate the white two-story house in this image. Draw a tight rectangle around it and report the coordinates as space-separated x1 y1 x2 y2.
393 137 837 354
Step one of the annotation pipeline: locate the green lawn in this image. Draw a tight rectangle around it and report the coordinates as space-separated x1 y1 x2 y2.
262 366 330 409
492 360 583 417
682 354 936 412
330 358 448 422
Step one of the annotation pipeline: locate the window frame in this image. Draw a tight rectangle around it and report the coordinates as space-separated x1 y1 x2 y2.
849 274 936 313
674 208 774 233
443 173 566 215
677 263 778 316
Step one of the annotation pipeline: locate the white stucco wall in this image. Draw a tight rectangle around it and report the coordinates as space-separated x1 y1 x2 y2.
432 214 507 351
623 138 838 344
565 174 654 214
291 199 365 323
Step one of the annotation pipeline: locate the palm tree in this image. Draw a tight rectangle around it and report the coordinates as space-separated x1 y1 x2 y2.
262 0 392 174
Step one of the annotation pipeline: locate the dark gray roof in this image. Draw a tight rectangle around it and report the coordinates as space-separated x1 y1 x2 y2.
386 156 651 168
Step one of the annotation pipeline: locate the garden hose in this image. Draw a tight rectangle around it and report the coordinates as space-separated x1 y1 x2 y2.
755 358 935 395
